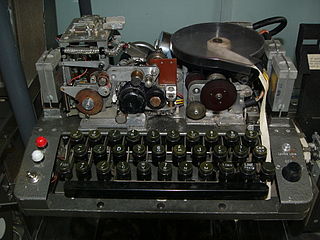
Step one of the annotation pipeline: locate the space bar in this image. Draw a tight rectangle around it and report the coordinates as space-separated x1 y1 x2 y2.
64 181 269 200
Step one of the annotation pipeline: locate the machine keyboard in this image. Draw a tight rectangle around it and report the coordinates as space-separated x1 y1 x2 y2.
53 129 275 200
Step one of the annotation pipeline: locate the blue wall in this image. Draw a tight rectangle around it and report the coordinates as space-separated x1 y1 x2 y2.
56 0 320 60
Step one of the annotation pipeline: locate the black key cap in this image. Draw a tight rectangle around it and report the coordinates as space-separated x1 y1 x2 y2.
58 161 73 181
107 129 122 147
172 144 187 166
137 161 152 180
88 130 102 146
199 162 215 181
204 130 219 149
178 161 193 181
76 161 91 181
158 162 172 181
126 130 141 148
219 161 235 182
225 130 239 148
92 144 107 164
252 145 267 163
192 144 207 166
146 129 160 148
70 130 84 146
186 130 201 150
152 144 166 166
96 160 112 181
112 144 126 164
213 145 227 163
116 161 131 180
132 144 147 165
166 130 181 150
73 144 88 162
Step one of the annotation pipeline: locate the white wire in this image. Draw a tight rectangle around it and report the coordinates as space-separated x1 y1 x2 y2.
253 66 272 199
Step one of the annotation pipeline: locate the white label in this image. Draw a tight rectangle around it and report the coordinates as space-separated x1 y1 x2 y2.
307 54 320 70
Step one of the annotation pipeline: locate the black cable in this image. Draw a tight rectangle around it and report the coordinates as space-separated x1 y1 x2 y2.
253 16 287 36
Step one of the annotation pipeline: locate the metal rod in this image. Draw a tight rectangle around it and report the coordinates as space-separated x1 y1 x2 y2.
78 0 92 16
0 0 36 145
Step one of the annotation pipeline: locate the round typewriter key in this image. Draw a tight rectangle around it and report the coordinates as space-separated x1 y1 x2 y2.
219 161 235 182
186 130 200 150
76 161 91 181
126 130 141 148
116 161 131 180
240 162 257 182
152 144 166 166
204 130 219 149
233 145 249 165
172 144 187 166
107 129 122 147
92 144 107 164
158 162 172 181
112 144 126 164
132 144 146 165
166 130 181 150
260 162 275 182
252 145 267 163
73 144 88 162
96 160 112 181
243 129 259 148
58 161 73 181
178 161 193 181
137 161 152 180
146 129 161 148
88 130 102 146
225 130 239 148
213 145 227 163
192 144 207 166
199 162 215 181
70 130 84 146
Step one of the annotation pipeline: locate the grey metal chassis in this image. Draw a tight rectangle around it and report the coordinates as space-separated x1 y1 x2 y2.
14 117 314 220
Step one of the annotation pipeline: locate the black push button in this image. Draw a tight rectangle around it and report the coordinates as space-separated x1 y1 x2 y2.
282 162 302 182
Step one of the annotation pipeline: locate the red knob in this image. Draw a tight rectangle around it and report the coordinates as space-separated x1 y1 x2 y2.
35 136 48 148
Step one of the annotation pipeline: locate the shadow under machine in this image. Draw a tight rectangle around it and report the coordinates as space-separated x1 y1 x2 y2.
14 15 314 220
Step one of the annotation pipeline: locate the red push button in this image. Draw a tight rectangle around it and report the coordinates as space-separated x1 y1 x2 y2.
35 136 48 148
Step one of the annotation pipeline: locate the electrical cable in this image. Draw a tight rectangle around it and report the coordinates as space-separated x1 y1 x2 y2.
68 69 88 85
253 16 287 36
253 66 271 199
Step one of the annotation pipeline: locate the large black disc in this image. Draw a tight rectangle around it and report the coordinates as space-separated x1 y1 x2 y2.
171 22 264 70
